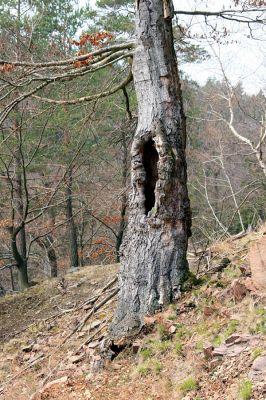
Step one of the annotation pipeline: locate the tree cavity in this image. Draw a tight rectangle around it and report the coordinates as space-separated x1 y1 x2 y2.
142 139 159 215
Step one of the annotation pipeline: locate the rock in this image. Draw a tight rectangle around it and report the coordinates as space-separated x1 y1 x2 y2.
217 288 232 304
214 335 261 358
143 316 156 325
213 344 228 357
169 325 177 334
249 354 266 379
132 341 142 354
88 340 100 349
112 363 122 370
239 264 251 277
90 320 101 330
90 354 104 371
31 376 68 399
22 344 33 352
231 280 247 302
212 257 231 273
243 277 257 292
203 306 216 317
69 354 84 364
249 236 266 291
203 342 214 360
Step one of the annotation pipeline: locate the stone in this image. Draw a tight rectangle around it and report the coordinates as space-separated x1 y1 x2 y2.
132 341 142 354
88 341 100 349
69 354 84 364
231 280 247 302
169 325 177 334
217 288 232 304
249 236 266 291
248 354 266 379
214 335 261 358
30 376 68 399
90 320 101 330
22 344 33 352
203 306 215 317
225 334 242 345
243 277 257 292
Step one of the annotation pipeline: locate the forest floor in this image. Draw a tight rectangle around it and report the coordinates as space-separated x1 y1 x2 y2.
0 227 266 400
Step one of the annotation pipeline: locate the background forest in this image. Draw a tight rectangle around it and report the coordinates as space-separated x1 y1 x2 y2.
0 0 265 292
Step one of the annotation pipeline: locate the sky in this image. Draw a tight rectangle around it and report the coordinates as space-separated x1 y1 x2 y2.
174 0 266 94
83 0 266 94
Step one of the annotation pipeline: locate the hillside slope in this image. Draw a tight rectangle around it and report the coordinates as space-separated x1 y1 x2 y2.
0 229 265 400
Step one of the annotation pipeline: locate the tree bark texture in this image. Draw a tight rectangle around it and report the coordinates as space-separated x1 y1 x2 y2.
110 0 191 338
65 166 79 269
12 119 29 290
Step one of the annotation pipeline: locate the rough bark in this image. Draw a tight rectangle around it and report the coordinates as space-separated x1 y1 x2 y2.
12 119 29 290
65 166 79 269
110 0 191 338
116 131 128 262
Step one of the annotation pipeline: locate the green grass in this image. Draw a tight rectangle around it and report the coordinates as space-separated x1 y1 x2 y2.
140 348 153 360
238 379 252 400
175 340 183 355
223 265 241 279
175 323 190 339
224 319 240 338
213 335 223 347
157 323 169 340
251 347 263 360
179 377 198 394
136 363 150 376
136 359 162 376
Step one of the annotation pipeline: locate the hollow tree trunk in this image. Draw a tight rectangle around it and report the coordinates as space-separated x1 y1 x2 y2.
65 166 79 269
110 0 191 338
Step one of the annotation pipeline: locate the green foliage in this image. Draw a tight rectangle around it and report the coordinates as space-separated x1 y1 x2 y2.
251 347 263 360
175 340 183 355
136 359 161 376
224 320 240 338
175 323 190 339
157 323 169 340
182 270 205 291
140 348 153 360
95 0 135 35
179 377 198 394
238 379 252 400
